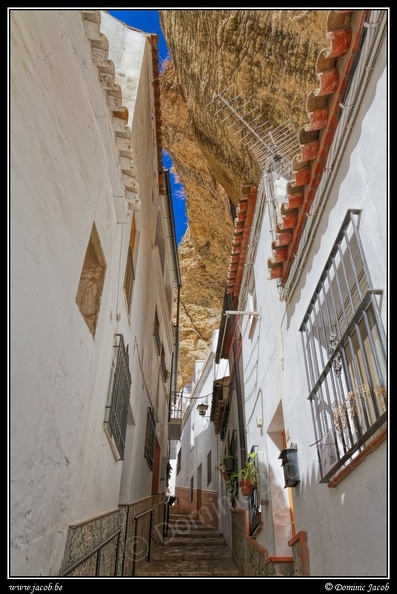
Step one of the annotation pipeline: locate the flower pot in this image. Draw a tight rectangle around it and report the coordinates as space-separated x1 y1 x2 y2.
239 480 253 496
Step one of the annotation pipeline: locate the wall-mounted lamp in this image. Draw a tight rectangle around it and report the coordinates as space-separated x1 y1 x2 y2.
197 403 209 417
278 444 300 488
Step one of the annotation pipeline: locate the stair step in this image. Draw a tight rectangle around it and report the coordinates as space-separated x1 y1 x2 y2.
164 536 226 546
165 529 223 538
134 509 240 577
168 522 219 533
168 510 205 520
151 544 233 561
168 516 206 527
167 519 208 527
135 558 239 577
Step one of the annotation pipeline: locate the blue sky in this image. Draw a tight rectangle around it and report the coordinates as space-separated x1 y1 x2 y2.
108 10 187 245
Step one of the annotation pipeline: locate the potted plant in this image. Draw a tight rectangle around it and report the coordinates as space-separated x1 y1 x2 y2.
228 452 257 496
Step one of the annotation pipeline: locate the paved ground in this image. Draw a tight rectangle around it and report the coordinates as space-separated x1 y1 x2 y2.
134 508 240 577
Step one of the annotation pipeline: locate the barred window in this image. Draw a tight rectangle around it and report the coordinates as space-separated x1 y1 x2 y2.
144 407 156 470
207 451 212 485
153 309 161 355
300 210 387 483
176 448 182 474
104 334 131 460
189 476 194 503
160 345 167 381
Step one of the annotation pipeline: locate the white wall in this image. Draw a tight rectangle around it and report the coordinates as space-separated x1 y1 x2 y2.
103 12 174 504
175 335 231 527
239 26 387 576
10 9 171 576
10 11 123 575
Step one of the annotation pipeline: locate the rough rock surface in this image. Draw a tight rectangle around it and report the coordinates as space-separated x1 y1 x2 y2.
159 9 329 387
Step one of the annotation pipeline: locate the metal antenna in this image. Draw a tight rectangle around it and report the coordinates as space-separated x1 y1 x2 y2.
207 84 300 179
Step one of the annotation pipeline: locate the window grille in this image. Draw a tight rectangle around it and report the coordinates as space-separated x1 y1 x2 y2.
300 210 387 482
228 430 239 509
160 344 168 381
207 451 212 485
247 445 261 536
104 334 131 460
144 407 156 470
189 477 194 503
176 448 182 474
153 309 161 355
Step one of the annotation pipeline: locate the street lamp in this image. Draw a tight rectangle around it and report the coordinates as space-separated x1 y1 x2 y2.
197 403 209 417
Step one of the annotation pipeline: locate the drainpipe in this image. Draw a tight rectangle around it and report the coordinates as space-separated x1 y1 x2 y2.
233 332 247 466
170 285 181 412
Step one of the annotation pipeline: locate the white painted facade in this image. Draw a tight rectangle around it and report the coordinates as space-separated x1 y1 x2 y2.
10 10 178 577
226 11 388 576
178 10 388 578
242 12 388 576
174 334 234 530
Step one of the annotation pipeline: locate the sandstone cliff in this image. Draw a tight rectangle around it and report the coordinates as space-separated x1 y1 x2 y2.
159 9 329 387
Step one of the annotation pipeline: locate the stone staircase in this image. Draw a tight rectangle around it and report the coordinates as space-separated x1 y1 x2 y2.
135 506 240 577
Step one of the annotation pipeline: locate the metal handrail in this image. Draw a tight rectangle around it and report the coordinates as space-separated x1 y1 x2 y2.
132 508 153 576
59 528 122 576
163 496 172 539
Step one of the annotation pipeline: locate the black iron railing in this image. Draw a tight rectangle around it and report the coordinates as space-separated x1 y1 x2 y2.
59 528 122 576
131 508 153 576
247 446 261 536
300 211 387 482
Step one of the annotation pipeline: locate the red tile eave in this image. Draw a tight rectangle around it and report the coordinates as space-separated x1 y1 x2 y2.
226 185 258 301
276 10 368 287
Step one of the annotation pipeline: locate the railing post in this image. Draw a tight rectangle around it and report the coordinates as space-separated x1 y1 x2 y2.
131 507 154 576
58 528 122 576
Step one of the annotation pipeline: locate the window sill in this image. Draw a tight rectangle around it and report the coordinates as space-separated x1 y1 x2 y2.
327 427 387 488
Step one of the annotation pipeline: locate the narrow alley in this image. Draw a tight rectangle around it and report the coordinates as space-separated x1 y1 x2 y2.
135 506 239 577
9 8 388 581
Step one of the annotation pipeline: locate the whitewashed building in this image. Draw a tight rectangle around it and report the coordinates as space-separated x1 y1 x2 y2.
220 10 388 576
10 10 180 577
174 332 233 533
209 9 388 577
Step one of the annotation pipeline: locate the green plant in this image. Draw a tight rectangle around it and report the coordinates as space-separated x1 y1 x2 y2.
166 461 172 485
228 452 257 488
240 452 257 485
227 471 238 493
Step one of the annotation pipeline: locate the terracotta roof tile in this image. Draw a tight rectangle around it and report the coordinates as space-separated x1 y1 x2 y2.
267 9 368 285
226 184 258 302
